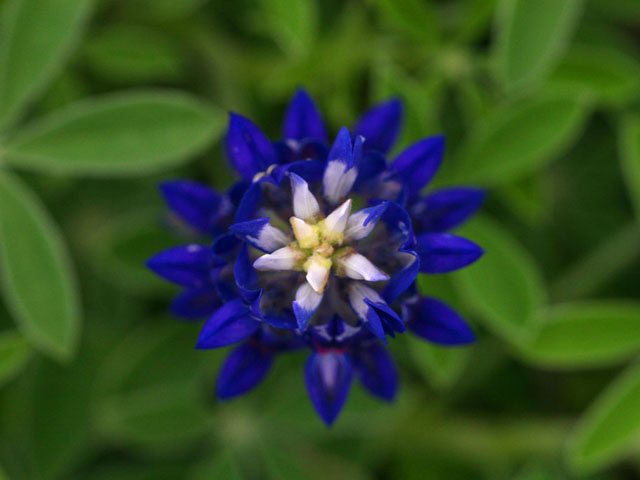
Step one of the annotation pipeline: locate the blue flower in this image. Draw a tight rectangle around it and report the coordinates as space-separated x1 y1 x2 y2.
147 88 484 425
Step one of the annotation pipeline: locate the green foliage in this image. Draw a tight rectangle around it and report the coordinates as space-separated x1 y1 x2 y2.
3 91 224 176
0 172 80 361
0 0 95 130
0 0 638 478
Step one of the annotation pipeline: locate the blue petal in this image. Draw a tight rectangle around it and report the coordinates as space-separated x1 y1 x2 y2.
328 127 354 167
216 342 273 399
234 244 260 303
160 181 223 234
352 344 397 401
146 245 219 287
353 99 403 153
355 150 387 187
411 187 486 234
417 233 484 273
230 217 288 253
406 296 475 345
272 159 326 184
234 180 263 223
365 299 405 335
304 352 353 426
212 232 240 256
226 113 278 180
171 287 221 319
196 298 260 349
392 135 445 195
282 88 327 143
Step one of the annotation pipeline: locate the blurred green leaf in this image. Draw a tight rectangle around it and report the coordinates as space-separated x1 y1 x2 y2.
256 0 317 58
493 0 583 90
78 463 187 480
568 361 640 473
0 171 80 360
619 114 640 218
407 336 471 391
590 0 640 21
373 0 439 45
84 25 184 84
0 330 31 387
452 216 547 344
453 95 590 185
547 46 640 106
116 0 206 21
519 301 640 368
188 451 244 480
3 90 225 176
0 0 94 130
96 384 210 448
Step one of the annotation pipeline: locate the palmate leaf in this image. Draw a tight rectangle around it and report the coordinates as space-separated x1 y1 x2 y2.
0 171 80 361
0 0 95 130
2 90 225 176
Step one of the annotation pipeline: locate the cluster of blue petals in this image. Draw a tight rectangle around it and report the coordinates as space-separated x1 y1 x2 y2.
147 88 485 425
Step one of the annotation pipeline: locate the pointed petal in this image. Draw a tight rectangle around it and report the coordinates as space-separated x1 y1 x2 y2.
348 283 388 343
230 218 289 252
305 352 353 425
290 172 320 220
234 180 262 223
216 343 273 399
293 282 323 330
283 88 327 143
352 344 397 401
305 255 331 294
324 199 352 236
337 252 389 281
234 244 260 303
412 187 486 234
226 113 277 180
353 99 403 153
344 202 388 241
171 287 221 320
322 160 358 205
405 296 475 345
391 135 445 195
290 216 319 249
417 233 484 273
253 246 300 271
196 298 260 349
146 244 217 287
355 150 387 186
327 127 354 167
160 180 223 233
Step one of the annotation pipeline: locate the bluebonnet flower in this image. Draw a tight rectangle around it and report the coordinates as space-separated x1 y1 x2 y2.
147 88 484 425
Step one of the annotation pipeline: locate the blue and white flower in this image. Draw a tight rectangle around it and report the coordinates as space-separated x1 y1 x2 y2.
147 88 485 425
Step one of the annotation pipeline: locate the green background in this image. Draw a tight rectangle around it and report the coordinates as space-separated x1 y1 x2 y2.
1 0 640 478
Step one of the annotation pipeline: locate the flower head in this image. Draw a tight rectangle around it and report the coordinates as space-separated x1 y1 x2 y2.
147 88 485 425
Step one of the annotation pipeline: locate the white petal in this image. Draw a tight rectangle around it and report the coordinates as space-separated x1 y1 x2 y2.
250 223 289 252
294 282 323 314
322 161 358 205
290 216 319 249
323 199 352 236
337 252 389 281
253 246 299 271
305 254 331 294
344 210 379 241
348 283 383 321
290 173 320 221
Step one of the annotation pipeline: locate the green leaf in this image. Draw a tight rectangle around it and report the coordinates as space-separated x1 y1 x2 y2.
493 0 583 90
568 361 640 473
619 115 640 218
118 0 206 21
3 90 225 176
84 25 184 84
452 216 546 344
0 171 80 360
0 330 32 387
407 336 471 391
0 0 94 130
96 385 210 448
373 0 439 45
189 451 244 480
547 46 640 106
519 302 640 368
257 0 317 58
452 95 590 185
